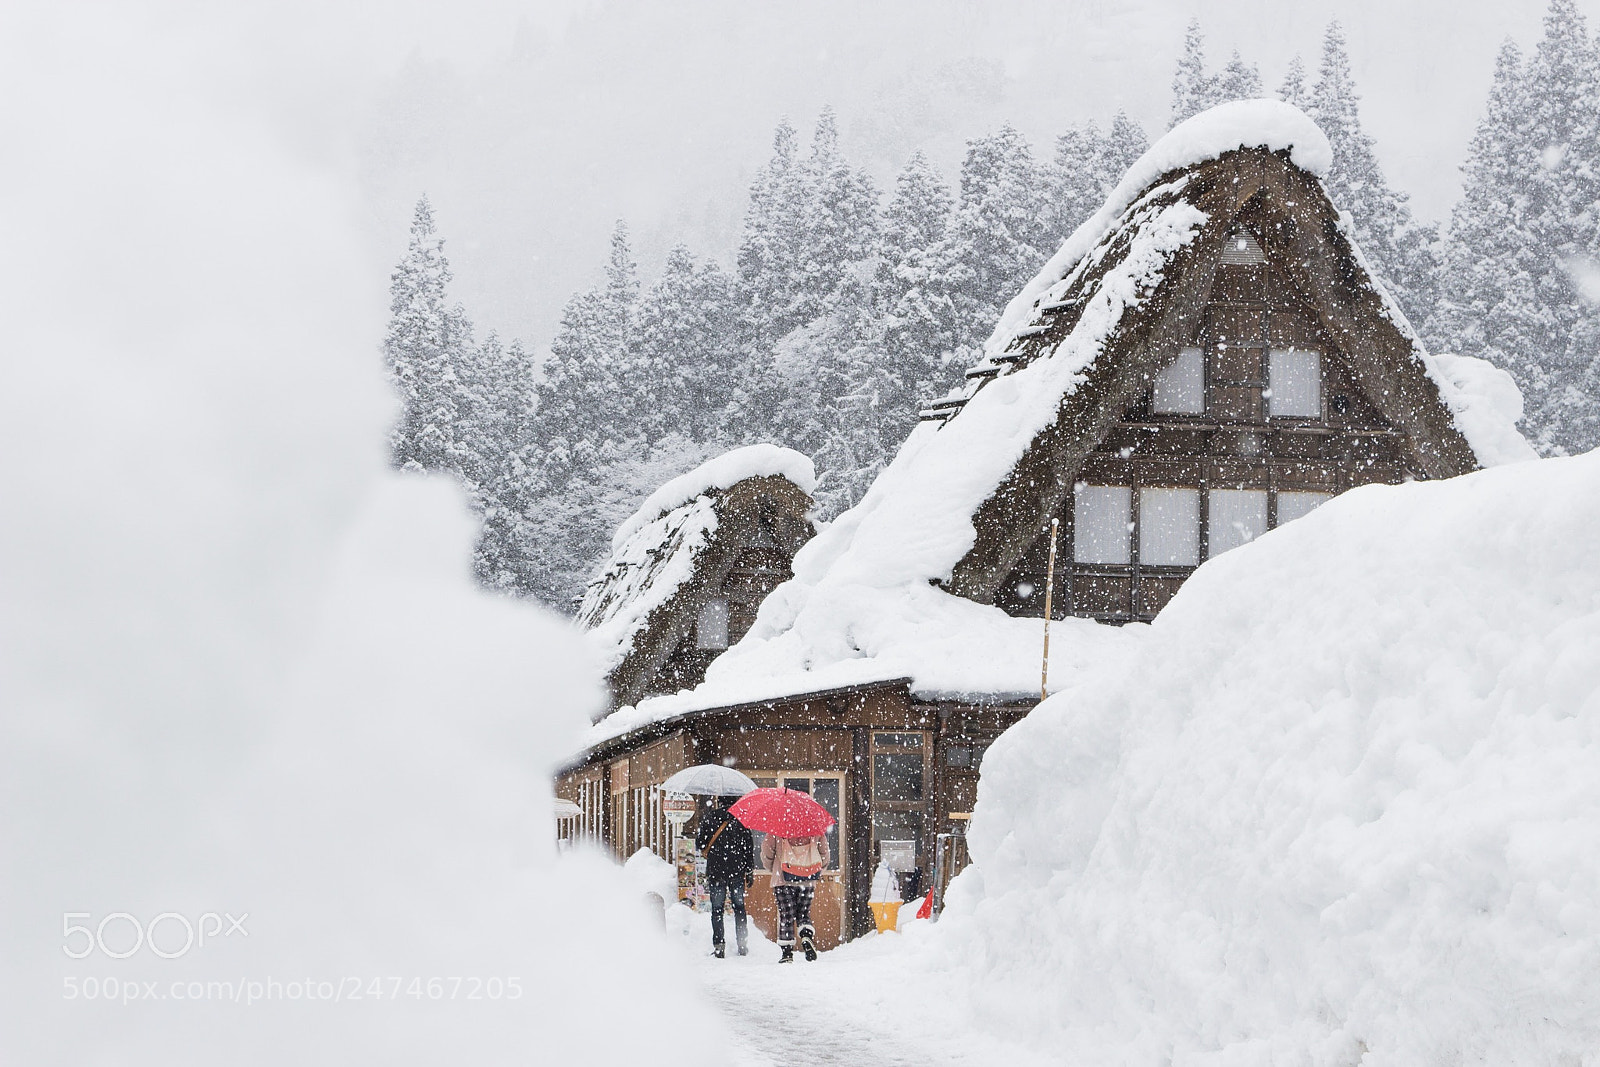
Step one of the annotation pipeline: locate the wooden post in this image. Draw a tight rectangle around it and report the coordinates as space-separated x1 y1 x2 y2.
1041 518 1060 702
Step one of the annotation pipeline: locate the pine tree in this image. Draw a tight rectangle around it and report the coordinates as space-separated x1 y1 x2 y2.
536 220 641 474
1432 40 1537 360
1048 112 1150 244
1309 21 1436 329
798 106 881 323
1278 55 1311 110
1170 24 1265 127
1170 20 1216 127
384 196 476 474
635 245 740 442
1216 50 1264 102
1519 0 1600 453
737 119 809 346
928 125 1052 362
1433 0 1600 455
880 152 959 408
469 333 545 594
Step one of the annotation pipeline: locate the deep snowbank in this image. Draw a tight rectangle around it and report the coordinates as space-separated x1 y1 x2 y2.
937 452 1600 1065
0 10 726 1063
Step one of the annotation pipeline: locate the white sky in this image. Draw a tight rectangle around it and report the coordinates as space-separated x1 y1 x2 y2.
117 0 1600 355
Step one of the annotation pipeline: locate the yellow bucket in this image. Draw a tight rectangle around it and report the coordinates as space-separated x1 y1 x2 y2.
868 900 902 933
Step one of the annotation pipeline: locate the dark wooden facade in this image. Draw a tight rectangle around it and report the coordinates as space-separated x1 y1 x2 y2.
554 680 1030 950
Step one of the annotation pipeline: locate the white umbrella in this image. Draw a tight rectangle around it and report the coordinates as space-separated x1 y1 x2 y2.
660 764 758 797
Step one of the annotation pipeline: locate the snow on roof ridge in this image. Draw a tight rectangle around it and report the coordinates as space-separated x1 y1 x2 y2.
986 99 1332 356
609 444 816 554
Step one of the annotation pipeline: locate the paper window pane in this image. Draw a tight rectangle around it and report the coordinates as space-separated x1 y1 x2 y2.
1139 487 1200 566
1152 347 1206 414
695 597 729 650
1208 489 1268 558
1269 348 1322 417
1073 485 1132 564
1276 491 1333 526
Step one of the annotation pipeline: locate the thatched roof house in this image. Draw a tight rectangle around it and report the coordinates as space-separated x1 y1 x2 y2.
577 444 816 712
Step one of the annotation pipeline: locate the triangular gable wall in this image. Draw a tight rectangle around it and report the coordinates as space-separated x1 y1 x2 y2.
944 147 1478 605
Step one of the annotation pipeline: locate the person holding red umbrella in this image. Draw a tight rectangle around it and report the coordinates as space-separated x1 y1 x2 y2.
730 787 835 964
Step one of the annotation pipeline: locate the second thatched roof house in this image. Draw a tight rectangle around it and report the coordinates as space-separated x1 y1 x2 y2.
576 444 816 712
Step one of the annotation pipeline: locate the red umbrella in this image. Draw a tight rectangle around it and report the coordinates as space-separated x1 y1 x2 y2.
729 787 836 837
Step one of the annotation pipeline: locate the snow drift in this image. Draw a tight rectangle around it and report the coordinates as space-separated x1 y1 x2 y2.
936 451 1600 1064
0 9 726 1064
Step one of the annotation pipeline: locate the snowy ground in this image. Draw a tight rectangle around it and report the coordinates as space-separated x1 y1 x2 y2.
666 906 1053 1067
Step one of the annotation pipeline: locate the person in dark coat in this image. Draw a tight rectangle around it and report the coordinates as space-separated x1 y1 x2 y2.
694 795 754 958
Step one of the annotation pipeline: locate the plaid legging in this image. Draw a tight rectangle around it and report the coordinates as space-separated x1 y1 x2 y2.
772 882 816 946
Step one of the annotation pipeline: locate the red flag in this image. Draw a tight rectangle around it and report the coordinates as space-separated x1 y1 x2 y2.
915 888 933 920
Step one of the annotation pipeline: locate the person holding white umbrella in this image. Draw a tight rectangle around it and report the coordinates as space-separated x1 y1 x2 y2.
662 764 758 959
694 794 754 957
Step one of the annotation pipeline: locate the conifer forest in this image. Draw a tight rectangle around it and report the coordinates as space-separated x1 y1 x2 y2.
383 10 1600 611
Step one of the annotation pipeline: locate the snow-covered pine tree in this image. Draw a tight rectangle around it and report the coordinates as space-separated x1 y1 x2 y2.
384 195 476 474
1518 0 1600 453
634 244 741 442
1278 55 1311 110
880 151 959 408
1048 123 1103 242
1433 0 1600 455
1432 41 1539 366
1048 112 1150 245
927 124 1052 363
737 119 809 348
732 108 888 478
1170 25 1265 127
1309 21 1437 330
535 220 641 479
1216 51 1264 102
1104 111 1151 171
468 332 546 594
798 106 881 325
1169 20 1217 128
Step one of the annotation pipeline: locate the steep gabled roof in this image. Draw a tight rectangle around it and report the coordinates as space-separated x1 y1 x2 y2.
577 444 815 714
935 147 1483 600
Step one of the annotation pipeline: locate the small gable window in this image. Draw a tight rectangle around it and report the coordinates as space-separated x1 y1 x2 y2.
1073 484 1132 564
1269 348 1322 417
1151 347 1205 414
1138 487 1200 567
1276 490 1332 525
695 597 730 650
1208 489 1267 557
1220 227 1267 265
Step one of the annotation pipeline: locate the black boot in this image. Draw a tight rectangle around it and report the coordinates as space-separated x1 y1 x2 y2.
713 943 724 959
799 925 817 962
779 945 794 964
736 941 748 957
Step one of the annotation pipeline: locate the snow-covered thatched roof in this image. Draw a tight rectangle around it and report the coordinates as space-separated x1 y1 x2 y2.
579 101 1534 753
577 444 815 713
